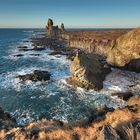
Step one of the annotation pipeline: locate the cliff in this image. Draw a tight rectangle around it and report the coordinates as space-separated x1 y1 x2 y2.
61 30 129 56
106 27 140 72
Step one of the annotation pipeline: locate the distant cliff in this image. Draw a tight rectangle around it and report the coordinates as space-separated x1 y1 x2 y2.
61 30 129 56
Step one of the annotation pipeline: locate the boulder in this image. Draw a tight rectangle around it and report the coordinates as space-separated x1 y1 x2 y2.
106 27 140 72
17 70 51 82
67 52 111 90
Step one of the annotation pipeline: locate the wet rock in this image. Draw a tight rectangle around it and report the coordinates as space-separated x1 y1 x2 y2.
29 54 40 56
111 92 134 101
124 58 140 73
17 46 28 49
0 107 17 130
32 46 45 51
16 70 51 82
67 51 111 90
13 54 24 57
107 27 140 72
49 50 62 55
18 48 31 51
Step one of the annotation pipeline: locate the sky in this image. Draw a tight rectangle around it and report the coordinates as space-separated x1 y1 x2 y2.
0 0 140 28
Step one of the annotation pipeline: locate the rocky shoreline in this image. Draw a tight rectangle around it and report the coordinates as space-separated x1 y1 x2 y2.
0 95 140 140
0 19 140 139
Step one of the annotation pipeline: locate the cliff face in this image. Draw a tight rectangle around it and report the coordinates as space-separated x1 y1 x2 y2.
107 27 140 69
69 37 110 56
61 30 129 56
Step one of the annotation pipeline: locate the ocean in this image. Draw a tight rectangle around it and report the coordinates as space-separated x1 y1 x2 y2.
0 29 139 125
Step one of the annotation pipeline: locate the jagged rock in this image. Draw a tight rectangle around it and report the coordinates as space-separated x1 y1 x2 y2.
97 125 121 140
88 105 114 124
67 52 111 90
18 46 45 52
29 54 40 56
46 18 59 37
16 70 51 82
107 27 140 72
111 92 134 101
49 50 62 55
0 107 17 130
60 23 65 32
13 54 24 57
47 18 53 27
16 46 28 49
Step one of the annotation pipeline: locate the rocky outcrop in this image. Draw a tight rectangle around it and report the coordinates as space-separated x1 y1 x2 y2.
0 107 17 130
46 18 59 37
69 37 110 56
61 30 129 55
17 70 51 82
107 27 140 72
60 23 65 32
18 46 45 52
67 51 111 90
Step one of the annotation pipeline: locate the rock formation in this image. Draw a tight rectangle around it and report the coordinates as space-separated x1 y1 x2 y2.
106 27 140 72
67 51 111 90
60 23 65 32
46 18 59 37
17 70 51 82
61 29 129 55
0 107 17 130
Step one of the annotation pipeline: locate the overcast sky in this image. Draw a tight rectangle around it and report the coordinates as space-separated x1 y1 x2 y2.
0 0 140 28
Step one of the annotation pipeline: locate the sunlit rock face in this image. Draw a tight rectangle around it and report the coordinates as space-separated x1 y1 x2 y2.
67 51 111 90
46 18 59 37
107 27 140 72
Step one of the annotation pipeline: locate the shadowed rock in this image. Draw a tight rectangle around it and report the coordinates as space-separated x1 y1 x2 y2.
0 107 17 130
16 46 28 49
46 18 59 37
17 70 51 82
67 51 111 90
111 92 134 101
107 27 140 72
13 54 24 57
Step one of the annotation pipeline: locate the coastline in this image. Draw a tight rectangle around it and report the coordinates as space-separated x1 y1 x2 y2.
0 27 140 139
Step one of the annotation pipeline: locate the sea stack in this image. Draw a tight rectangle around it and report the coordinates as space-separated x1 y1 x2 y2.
67 51 111 90
60 23 65 32
46 18 59 37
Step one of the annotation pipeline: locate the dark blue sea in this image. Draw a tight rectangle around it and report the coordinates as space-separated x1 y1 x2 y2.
0 29 131 125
